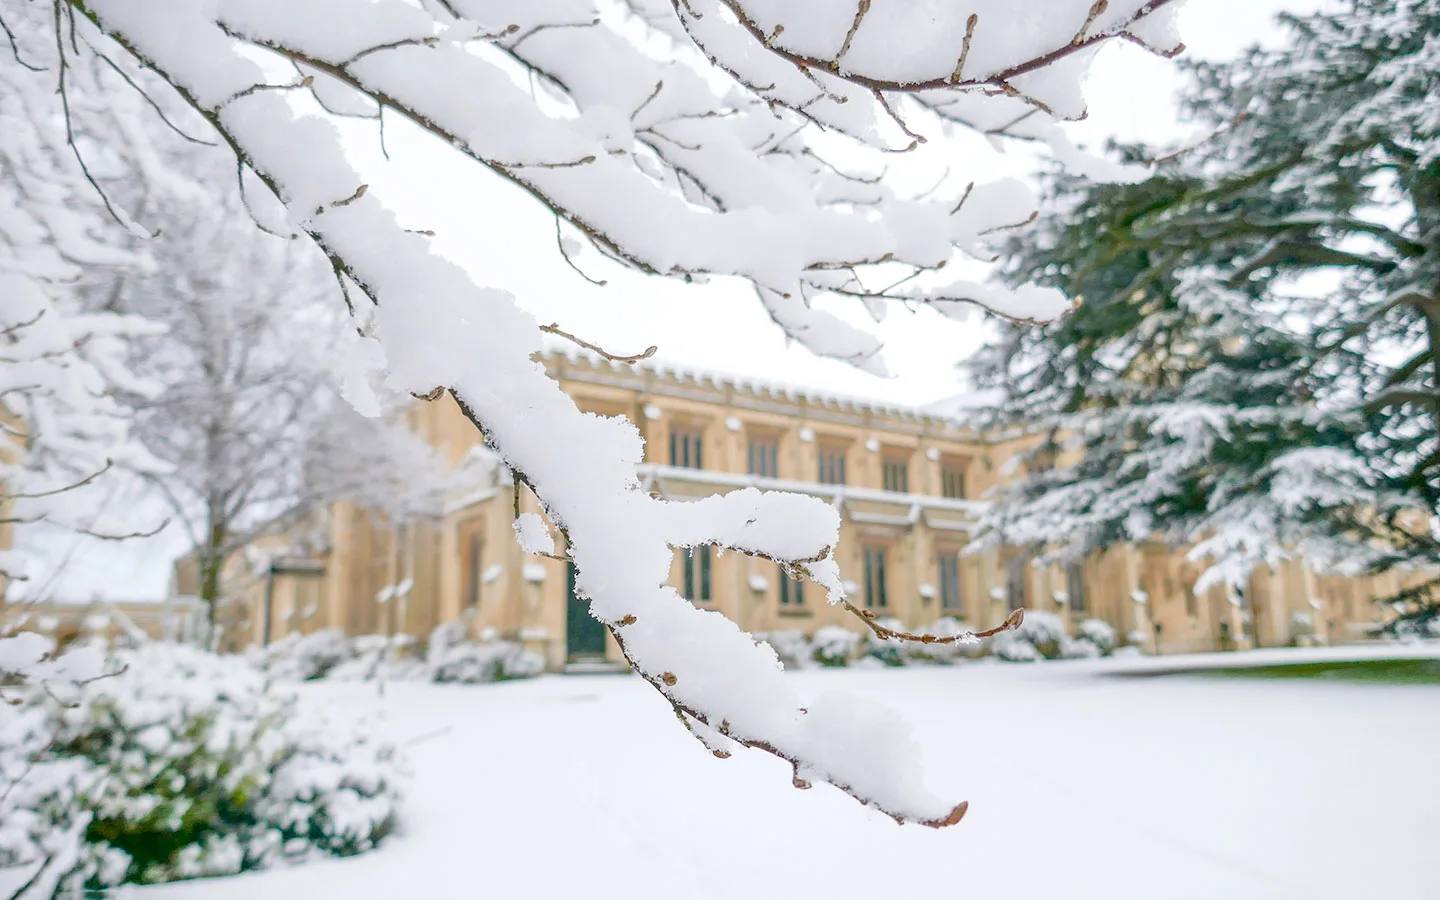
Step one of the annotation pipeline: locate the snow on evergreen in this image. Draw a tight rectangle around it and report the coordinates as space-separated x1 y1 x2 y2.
972 0 1440 630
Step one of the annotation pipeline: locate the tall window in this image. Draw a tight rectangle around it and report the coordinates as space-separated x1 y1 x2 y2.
1005 555 1029 612
748 436 779 478
862 545 888 609
941 463 967 499
778 564 804 607
882 456 909 493
682 546 712 603
669 427 704 469
466 532 483 609
818 445 847 485
938 551 962 611
1065 562 1086 613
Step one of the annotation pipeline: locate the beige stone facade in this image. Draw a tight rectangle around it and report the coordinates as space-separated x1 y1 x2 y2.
196 349 1405 664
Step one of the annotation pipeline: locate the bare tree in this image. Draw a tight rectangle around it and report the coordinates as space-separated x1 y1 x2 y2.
90 155 449 640
0 4 167 596
8 0 1183 825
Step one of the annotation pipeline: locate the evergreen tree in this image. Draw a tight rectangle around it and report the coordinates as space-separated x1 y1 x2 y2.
971 0 1440 631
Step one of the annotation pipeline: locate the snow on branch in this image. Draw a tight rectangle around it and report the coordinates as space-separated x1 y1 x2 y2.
676 0 1185 117
58 0 1183 825
115 0 1145 371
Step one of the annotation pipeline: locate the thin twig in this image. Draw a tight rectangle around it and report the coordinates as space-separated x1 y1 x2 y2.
539 323 655 363
834 0 870 63
4 460 112 500
237 159 296 239
90 41 216 145
53 2 147 234
0 12 45 71
554 216 607 286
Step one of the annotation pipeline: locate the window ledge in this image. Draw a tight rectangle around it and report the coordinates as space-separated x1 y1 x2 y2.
778 608 812 617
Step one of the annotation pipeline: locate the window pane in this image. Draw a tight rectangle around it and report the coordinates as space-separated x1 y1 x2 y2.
778 564 803 606
869 547 881 604
466 532 482 608
939 553 961 611
1066 563 1086 613
864 547 888 609
683 548 694 600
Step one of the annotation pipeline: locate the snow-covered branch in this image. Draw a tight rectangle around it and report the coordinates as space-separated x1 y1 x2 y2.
53 0 1181 824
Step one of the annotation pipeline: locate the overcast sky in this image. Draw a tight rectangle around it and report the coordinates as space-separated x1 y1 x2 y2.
25 0 1320 601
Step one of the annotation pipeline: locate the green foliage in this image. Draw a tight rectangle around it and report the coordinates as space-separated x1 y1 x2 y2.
971 0 1440 622
2 643 404 897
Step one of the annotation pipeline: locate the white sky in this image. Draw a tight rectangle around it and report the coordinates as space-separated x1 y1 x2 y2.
23 0 1318 601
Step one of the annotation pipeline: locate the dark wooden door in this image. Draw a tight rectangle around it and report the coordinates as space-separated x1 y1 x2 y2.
566 563 608 659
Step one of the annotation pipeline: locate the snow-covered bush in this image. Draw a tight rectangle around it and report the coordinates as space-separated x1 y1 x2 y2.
810 627 861 668
327 635 425 683
1 641 404 896
989 610 1068 661
863 618 907 667
990 632 1044 662
1058 635 1103 659
754 631 812 671
248 629 354 682
1077 619 1118 655
425 624 544 684
902 618 974 665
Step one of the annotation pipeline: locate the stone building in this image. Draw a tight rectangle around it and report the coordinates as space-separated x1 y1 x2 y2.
201 348 1404 665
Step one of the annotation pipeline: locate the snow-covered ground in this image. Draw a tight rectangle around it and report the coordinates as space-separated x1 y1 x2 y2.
145 654 1439 900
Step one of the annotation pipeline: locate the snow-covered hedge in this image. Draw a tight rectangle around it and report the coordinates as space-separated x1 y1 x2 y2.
247 629 353 682
991 610 1067 661
811 626 862 667
754 630 812 670
426 624 544 684
903 618 975 665
758 619 983 670
1077 619 1117 654
993 614 1121 662
863 618 907 667
1 640 404 896
250 625 544 686
327 635 426 683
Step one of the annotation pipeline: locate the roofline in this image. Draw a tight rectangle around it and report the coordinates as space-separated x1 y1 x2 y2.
538 345 974 430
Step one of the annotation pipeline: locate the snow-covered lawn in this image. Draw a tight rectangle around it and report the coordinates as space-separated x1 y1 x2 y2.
146 654 1439 900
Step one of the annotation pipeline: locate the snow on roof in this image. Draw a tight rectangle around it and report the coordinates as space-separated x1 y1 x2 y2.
539 339 979 427
920 389 1003 419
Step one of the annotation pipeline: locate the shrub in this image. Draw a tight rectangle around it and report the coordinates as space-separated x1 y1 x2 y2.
810 626 860 667
0 641 404 896
247 629 354 682
425 624 544 684
754 630 811 671
990 631 1044 662
902 617 973 665
990 610 1067 661
862 618 906 667
327 635 424 683
1058 635 1102 659
1077 619 1117 654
